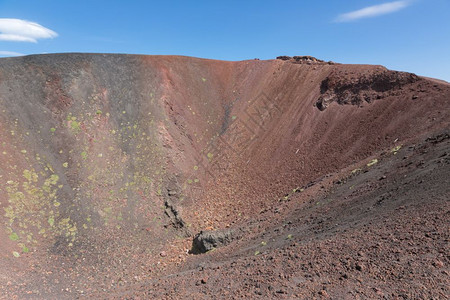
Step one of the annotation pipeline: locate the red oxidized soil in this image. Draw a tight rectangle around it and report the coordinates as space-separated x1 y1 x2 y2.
0 54 448 299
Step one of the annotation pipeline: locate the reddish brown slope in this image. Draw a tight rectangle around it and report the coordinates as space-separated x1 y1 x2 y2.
177 59 449 232
0 54 448 298
128 131 450 299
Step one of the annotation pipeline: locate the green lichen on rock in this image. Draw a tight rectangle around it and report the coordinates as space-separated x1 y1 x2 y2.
66 113 81 134
81 151 88 160
9 232 19 241
3 167 76 252
70 120 81 133
2 90 173 256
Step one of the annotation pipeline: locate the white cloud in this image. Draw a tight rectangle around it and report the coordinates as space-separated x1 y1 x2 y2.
0 18 57 43
0 50 24 56
336 1 411 22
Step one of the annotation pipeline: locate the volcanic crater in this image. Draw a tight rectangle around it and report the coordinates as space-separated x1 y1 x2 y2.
0 54 449 299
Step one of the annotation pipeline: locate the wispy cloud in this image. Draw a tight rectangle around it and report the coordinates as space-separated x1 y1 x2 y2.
336 1 411 22
0 50 24 56
0 18 57 42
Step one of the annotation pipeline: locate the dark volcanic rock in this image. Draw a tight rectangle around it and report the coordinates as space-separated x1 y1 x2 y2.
276 56 292 61
191 229 237 254
316 70 420 110
277 55 327 65
293 56 325 64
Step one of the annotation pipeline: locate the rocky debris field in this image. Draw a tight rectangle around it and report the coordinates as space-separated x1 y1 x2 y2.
118 131 450 299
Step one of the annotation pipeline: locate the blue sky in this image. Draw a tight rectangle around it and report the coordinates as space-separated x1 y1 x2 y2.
0 0 449 81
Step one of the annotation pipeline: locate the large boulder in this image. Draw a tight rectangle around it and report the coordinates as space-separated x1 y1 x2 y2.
191 229 236 254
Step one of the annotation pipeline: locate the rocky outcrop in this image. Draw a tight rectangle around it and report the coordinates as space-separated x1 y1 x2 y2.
163 177 191 237
277 55 335 65
191 228 238 254
316 70 420 110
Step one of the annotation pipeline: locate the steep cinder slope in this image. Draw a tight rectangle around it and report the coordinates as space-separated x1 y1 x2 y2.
130 131 450 300
180 59 450 232
0 54 448 298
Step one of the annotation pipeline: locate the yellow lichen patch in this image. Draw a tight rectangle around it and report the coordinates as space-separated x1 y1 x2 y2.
367 159 378 167
351 168 362 174
391 145 402 154
3 167 74 252
23 169 38 182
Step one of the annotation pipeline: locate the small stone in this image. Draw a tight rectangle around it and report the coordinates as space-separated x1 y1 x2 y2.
201 278 207 284
412 95 418 99
160 251 167 257
355 263 363 271
433 260 444 268
374 288 384 296
319 290 328 297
